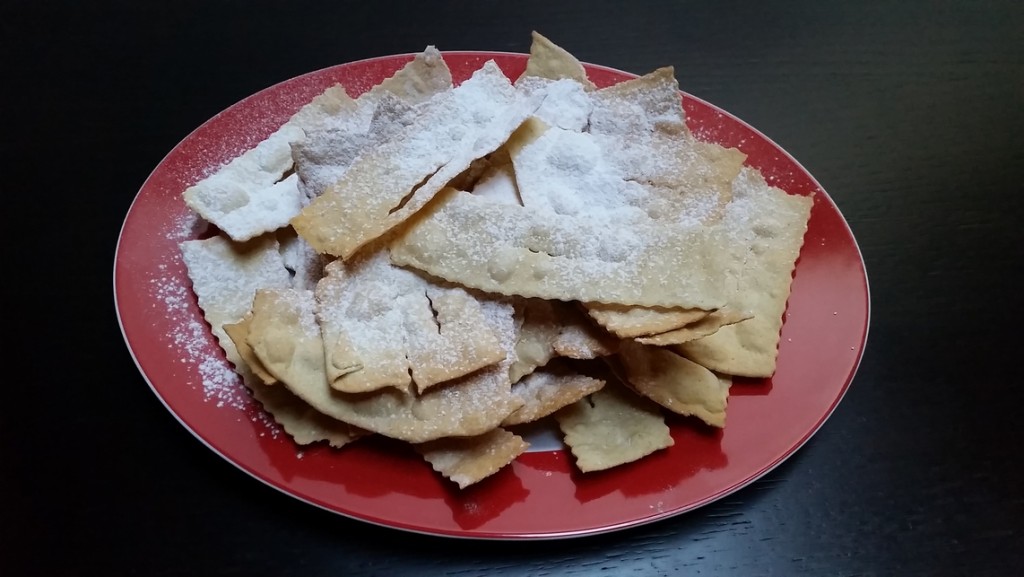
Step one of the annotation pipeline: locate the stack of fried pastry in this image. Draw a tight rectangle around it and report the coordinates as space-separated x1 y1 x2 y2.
179 32 812 488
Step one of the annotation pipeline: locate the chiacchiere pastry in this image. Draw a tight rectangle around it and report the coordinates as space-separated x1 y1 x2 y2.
179 32 812 488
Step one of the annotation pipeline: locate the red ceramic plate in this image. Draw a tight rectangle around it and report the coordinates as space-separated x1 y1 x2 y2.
115 52 869 539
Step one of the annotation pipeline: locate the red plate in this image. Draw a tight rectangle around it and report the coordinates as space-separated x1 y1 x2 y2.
115 52 869 539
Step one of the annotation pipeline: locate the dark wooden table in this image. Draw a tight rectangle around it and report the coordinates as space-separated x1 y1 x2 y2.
6 1 1021 574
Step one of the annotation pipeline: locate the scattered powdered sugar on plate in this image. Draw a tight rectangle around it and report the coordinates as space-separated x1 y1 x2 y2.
149 258 253 412
195 355 247 410
145 217 278 428
165 211 209 242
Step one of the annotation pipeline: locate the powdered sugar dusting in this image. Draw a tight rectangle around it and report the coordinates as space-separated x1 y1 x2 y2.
588 68 687 138
390 188 731 309
512 125 650 225
316 249 418 384
509 72 731 232
149 261 259 414
469 164 522 205
516 77 593 131
166 211 205 242
183 125 306 242
316 246 504 392
479 297 519 375
196 356 247 410
158 214 256 409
